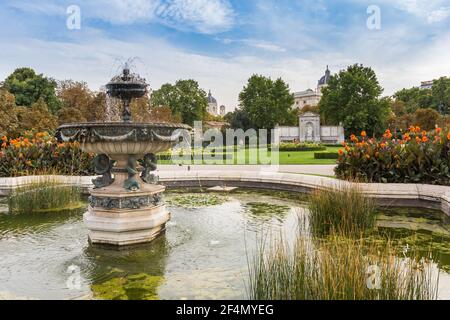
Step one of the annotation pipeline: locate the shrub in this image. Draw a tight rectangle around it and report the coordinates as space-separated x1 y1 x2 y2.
278 142 326 152
308 186 376 237
0 131 94 177
8 179 83 213
249 235 439 300
336 127 450 185
314 152 339 159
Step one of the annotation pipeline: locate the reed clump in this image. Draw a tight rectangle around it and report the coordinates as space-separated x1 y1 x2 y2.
8 179 83 214
249 235 439 300
308 185 376 237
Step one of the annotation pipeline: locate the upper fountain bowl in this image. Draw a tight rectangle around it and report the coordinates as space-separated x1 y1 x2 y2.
106 67 147 101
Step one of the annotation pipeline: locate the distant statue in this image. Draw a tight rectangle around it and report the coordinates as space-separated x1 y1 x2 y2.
306 123 314 141
124 155 140 191
141 153 159 184
92 154 114 189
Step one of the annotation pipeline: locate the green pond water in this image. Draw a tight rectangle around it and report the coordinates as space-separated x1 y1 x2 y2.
0 189 449 300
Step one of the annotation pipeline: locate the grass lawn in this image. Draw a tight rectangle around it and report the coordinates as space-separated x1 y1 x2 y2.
159 146 342 165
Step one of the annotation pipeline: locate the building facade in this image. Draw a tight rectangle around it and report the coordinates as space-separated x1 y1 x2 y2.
276 112 344 144
293 66 331 110
207 90 226 116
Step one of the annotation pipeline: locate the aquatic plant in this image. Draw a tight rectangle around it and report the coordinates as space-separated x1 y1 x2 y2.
249 235 439 300
91 273 163 300
165 193 228 208
8 179 83 214
308 185 376 237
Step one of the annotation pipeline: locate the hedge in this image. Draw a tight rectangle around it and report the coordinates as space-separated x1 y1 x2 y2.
314 152 340 160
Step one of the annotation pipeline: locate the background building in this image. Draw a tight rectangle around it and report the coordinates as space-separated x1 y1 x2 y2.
293 66 331 110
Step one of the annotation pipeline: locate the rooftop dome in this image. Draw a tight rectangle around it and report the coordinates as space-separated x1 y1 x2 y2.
318 66 331 86
208 90 217 104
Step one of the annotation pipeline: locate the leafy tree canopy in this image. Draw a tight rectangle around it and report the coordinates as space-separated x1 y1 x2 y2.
151 79 207 126
319 64 390 136
4 67 61 114
238 75 294 130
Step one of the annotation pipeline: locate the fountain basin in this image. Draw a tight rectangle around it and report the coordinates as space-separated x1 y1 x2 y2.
57 122 190 156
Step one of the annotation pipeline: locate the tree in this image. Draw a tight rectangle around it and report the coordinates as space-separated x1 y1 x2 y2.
151 80 207 125
238 75 294 130
57 81 107 124
224 109 253 131
0 90 19 136
414 108 441 131
319 64 390 136
17 98 58 133
4 67 61 114
432 77 450 114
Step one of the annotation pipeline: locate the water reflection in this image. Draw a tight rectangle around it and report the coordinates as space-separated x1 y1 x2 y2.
0 191 449 299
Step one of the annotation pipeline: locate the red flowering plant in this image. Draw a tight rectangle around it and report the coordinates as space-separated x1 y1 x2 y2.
335 126 450 185
0 132 94 177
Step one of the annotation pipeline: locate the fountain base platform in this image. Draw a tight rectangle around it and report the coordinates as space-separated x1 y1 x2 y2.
85 183 170 247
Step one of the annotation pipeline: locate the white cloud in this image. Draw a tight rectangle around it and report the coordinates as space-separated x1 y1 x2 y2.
6 0 235 34
389 0 450 23
86 0 235 33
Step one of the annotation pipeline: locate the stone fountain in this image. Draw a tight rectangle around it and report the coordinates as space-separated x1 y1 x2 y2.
56 67 190 247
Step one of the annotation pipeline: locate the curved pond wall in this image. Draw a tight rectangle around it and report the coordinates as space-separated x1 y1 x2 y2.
1 171 449 217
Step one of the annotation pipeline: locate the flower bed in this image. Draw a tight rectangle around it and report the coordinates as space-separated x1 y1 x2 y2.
336 128 450 185
0 132 94 177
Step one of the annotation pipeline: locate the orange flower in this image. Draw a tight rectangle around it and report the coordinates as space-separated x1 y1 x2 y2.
422 136 428 143
345 146 351 152
415 126 421 132
383 129 393 139
403 133 411 141
380 142 386 148
338 149 344 155
436 127 442 134
365 154 370 160
350 134 358 142
416 136 421 143
361 131 367 137
448 132 450 140
421 131 427 136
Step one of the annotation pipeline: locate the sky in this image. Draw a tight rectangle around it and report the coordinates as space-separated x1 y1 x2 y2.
0 0 449 110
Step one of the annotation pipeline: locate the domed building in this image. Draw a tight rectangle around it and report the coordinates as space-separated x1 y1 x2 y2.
207 90 218 115
293 66 331 110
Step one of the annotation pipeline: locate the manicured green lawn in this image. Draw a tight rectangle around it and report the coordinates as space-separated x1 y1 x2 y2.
159 146 342 165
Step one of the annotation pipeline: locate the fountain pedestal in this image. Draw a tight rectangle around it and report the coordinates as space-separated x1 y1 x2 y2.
85 157 170 247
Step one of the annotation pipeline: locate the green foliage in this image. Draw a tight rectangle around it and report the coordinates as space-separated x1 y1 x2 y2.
336 127 450 185
151 79 207 125
319 64 390 136
16 98 58 134
4 67 61 114
314 152 339 159
394 77 450 115
8 180 83 214
308 186 376 237
249 235 439 300
224 109 253 131
239 75 294 129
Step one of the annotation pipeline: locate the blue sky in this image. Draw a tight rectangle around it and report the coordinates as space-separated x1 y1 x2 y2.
0 0 449 109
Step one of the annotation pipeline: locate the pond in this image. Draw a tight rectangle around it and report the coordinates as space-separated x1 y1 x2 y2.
0 189 449 300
